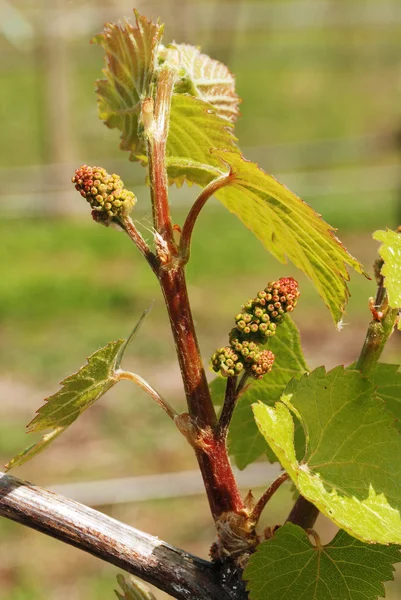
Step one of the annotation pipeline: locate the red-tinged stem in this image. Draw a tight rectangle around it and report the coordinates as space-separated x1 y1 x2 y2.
121 216 160 275
355 258 398 376
143 64 245 521
251 472 289 525
159 266 245 519
195 432 246 521
286 496 319 530
217 376 238 439
144 65 178 254
180 172 234 263
159 267 216 428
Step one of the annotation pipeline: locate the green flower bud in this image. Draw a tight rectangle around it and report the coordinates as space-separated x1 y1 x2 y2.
211 346 243 378
72 165 136 226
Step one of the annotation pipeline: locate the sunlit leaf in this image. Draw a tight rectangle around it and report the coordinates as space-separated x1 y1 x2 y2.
253 366 401 544
5 340 124 470
213 151 365 324
92 10 163 158
369 363 401 430
165 93 239 187
373 229 401 309
91 12 364 323
244 524 400 600
159 43 240 122
5 308 150 470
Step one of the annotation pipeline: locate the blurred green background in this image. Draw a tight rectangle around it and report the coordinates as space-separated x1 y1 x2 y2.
1 0 401 598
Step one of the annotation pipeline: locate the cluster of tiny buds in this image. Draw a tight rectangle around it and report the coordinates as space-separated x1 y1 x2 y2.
211 343 275 380
72 165 136 225
211 277 300 380
234 277 300 343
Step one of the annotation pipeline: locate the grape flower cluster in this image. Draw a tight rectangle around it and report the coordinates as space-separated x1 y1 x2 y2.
72 165 136 225
211 278 300 380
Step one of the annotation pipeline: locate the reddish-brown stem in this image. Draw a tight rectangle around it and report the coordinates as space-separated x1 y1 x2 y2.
355 259 398 376
180 172 233 263
286 495 319 529
159 265 245 520
121 216 159 275
159 267 216 428
145 64 245 522
236 372 250 397
217 376 238 439
217 372 250 440
144 66 178 254
251 472 289 525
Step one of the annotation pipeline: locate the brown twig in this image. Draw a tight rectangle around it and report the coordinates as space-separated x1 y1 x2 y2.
0 472 237 600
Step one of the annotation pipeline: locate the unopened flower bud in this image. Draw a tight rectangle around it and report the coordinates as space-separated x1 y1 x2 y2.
211 346 243 378
247 349 275 379
233 277 300 342
72 165 136 226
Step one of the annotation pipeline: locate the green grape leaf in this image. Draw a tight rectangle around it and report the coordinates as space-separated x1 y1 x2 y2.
213 151 365 325
229 317 308 469
244 523 400 600
373 229 401 312
159 43 240 122
5 340 125 470
165 93 239 187
92 10 163 159
370 363 401 430
6 307 150 470
91 12 364 322
115 574 157 600
252 366 401 544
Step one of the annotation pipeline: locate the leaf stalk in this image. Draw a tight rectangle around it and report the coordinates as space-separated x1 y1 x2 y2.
180 171 233 263
251 472 289 525
117 370 178 421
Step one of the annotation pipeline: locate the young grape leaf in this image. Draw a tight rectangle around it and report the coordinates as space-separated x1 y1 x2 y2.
212 151 365 324
92 10 164 159
252 366 401 544
369 363 401 430
218 317 307 469
159 43 240 122
373 229 401 309
115 574 157 600
5 340 125 470
92 13 364 322
5 307 150 470
164 93 239 187
244 523 400 600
